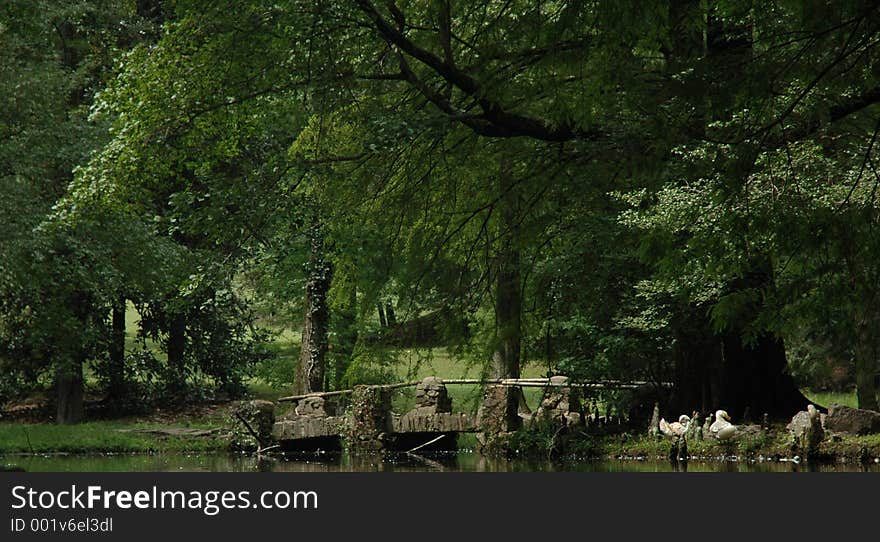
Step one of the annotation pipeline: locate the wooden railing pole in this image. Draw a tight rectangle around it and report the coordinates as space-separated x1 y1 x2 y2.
277 377 670 402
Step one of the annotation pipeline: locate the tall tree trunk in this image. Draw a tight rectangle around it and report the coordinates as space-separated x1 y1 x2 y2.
719 332 810 419
663 3 809 420
492 157 522 428
56 359 84 424
492 157 521 380
377 303 387 327
843 233 879 411
293 220 333 395
492 256 521 381
670 267 811 420
107 294 126 401
671 318 810 419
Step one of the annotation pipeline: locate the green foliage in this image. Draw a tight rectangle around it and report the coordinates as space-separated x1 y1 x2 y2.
0 0 158 409
341 344 398 387
6 0 880 423
134 285 272 398
252 357 297 391
253 342 299 391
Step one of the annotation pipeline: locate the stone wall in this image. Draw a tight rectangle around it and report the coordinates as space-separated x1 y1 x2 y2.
476 385 519 434
475 385 521 454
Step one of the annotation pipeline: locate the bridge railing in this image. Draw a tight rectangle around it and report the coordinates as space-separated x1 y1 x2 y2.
277 377 665 403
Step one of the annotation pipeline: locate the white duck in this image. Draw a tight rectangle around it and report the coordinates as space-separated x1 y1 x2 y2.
659 414 691 438
807 403 820 421
709 409 737 440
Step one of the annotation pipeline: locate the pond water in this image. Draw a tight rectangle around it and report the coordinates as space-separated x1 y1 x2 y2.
4 452 879 472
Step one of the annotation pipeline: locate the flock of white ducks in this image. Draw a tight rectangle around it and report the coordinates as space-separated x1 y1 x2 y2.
659 409 737 440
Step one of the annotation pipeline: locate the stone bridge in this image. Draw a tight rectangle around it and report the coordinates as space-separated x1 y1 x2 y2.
269 376 641 453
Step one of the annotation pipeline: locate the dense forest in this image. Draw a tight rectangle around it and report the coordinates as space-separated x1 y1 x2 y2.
2 0 880 426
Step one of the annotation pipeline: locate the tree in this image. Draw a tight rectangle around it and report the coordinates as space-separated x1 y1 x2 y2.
0 0 166 422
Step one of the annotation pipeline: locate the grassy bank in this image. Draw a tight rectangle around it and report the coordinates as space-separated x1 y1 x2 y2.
593 432 880 462
0 420 225 454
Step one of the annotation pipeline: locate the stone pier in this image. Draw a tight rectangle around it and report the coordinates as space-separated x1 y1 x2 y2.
474 385 521 453
345 385 392 452
390 377 475 451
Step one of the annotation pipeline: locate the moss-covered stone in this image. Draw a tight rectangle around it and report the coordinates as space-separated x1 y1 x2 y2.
345 385 391 452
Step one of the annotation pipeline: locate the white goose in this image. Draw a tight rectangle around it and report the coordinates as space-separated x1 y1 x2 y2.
659 414 691 438
709 409 737 440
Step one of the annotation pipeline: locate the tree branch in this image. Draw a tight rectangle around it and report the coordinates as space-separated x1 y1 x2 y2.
768 84 880 148
355 0 604 142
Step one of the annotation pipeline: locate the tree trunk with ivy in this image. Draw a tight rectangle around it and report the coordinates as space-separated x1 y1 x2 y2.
294 219 333 395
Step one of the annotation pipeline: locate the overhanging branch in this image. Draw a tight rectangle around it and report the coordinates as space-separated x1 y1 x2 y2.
355 0 604 142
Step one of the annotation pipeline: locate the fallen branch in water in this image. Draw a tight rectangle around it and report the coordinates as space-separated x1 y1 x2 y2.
406 434 446 453
257 444 280 455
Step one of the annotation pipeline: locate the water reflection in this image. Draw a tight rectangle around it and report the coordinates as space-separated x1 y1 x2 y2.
3 452 879 473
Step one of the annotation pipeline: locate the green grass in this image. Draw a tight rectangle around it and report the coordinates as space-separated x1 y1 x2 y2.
246 343 551 413
245 380 287 401
124 301 163 358
595 430 880 461
389 347 547 381
384 347 547 413
802 389 858 409
0 420 225 454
